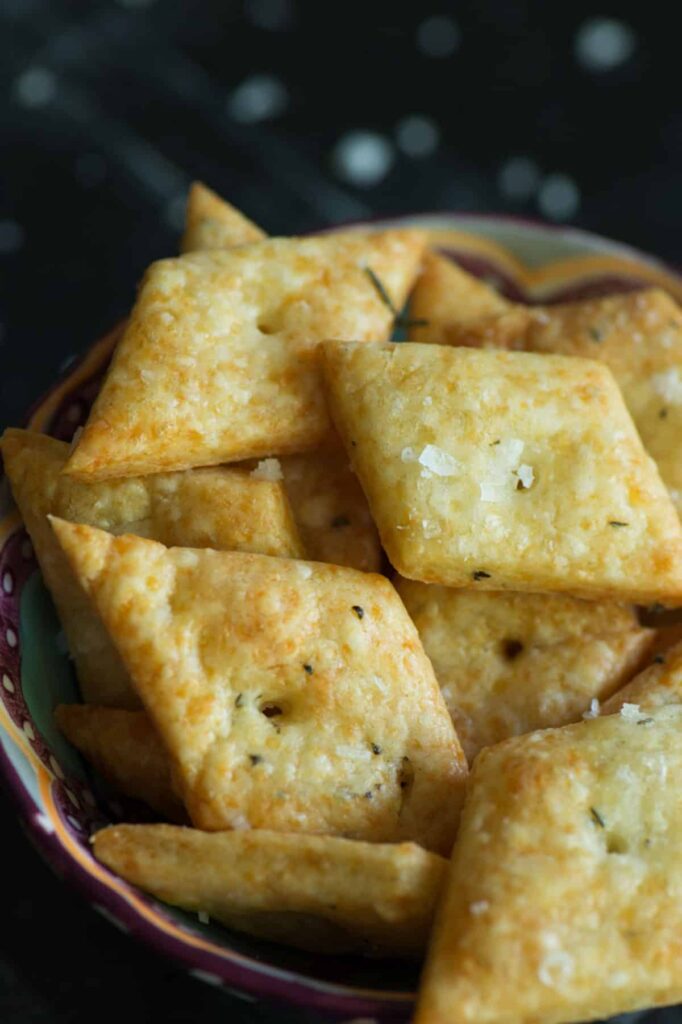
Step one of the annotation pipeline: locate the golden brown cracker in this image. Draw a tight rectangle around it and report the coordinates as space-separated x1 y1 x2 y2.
408 251 510 345
180 181 266 253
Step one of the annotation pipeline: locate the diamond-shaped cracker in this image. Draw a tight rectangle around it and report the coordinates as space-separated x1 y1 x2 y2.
2 429 303 707
600 640 682 715
408 251 510 345
94 824 447 956
64 231 426 480
322 342 682 604
51 519 466 852
55 704 184 822
396 578 652 762
415 705 682 1024
180 181 265 253
280 445 381 572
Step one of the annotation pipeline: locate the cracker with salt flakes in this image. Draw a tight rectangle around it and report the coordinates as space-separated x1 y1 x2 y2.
600 640 682 715
94 824 447 956
51 519 466 853
180 181 265 253
1 429 303 707
408 251 511 345
55 704 185 823
280 446 381 573
322 342 682 604
415 705 682 1024
395 578 653 762
64 231 426 480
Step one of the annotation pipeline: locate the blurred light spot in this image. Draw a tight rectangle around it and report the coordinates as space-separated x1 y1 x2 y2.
245 0 293 30
75 153 107 188
165 194 188 230
13 67 56 108
228 73 288 123
574 17 636 72
396 115 439 158
538 174 580 221
498 156 541 201
416 15 460 58
332 131 395 188
0 220 25 255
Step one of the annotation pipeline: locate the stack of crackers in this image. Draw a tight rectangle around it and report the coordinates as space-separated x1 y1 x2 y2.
5 183 682 1024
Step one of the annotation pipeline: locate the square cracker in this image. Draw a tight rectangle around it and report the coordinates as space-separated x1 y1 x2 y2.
415 705 682 1024
408 251 510 345
395 578 652 762
51 519 466 853
600 639 682 715
65 230 426 480
1 428 303 707
280 445 381 572
55 704 184 823
94 824 447 956
180 181 265 253
322 342 682 604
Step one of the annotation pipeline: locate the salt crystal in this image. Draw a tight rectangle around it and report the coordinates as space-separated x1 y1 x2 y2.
251 457 283 481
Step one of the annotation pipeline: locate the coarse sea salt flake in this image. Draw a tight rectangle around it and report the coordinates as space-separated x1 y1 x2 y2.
620 702 641 721
418 444 460 477
469 900 489 916
251 457 283 482
538 950 574 988
582 698 600 720
517 464 535 489
651 368 682 405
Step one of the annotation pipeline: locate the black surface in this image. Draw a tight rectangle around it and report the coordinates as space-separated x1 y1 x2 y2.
0 2 680 1021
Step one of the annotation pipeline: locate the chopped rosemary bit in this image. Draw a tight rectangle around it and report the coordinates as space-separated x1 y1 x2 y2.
351 605 365 619
609 521 629 527
303 663 314 675
660 408 668 419
653 654 666 664
364 266 429 330
590 807 606 828
363 790 373 800
249 754 263 766
588 326 604 342
261 703 282 718
371 743 382 755
472 570 491 581
234 693 244 708
489 439 501 446
637 717 654 725
331 515 350 528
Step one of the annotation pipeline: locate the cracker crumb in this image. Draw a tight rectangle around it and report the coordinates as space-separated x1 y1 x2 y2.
251 457 283 481
620 702 641 721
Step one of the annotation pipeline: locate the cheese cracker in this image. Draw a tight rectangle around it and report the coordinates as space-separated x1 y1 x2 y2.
65 231 426 480
408 251 510 345
416 706 682 1024
51 519 466 852
94 824 446 956
323 342 682 604
2 428 302 707
180 181 265 253
396 579 652 761
55 704 184 822
600 640 682 715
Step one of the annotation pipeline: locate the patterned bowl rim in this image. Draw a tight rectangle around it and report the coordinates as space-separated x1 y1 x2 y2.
1 212 680 1022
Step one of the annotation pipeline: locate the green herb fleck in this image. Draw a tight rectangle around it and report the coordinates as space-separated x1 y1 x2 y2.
352 605 365 619
609 521 629 528
235 693 244 708
472 570 491 581
590 807 606 828
363 790 373 800
489 439 501 446
588 326 604 342
331 515 350 528
303 663 314 675
637 717 654 725
364 266 429 330
660 408 668 419
371 743 382 755
249 754 263 766
654 654 666 665
261 703 282 718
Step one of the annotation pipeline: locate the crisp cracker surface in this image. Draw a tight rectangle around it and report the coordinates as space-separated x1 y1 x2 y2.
323 342 682 603
396 579 652 761
55 704 184 822
408 251 510 345
94 824 447 956
1 428 302 707
180 182 266 253
280 445 381 572
65 231 425 479
416 706 682 1024
52 519 466 852
601 640 682 715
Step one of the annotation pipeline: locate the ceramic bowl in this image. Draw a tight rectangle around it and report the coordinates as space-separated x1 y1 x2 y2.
1 214 680 1022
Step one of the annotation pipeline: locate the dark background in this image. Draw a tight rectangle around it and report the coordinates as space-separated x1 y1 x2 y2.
0 1 679 1020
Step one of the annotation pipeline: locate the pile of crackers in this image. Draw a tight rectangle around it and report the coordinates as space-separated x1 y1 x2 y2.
5 182 682 1024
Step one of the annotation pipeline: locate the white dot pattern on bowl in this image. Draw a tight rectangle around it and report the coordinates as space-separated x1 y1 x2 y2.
2 673 14 693
2 572 13 594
